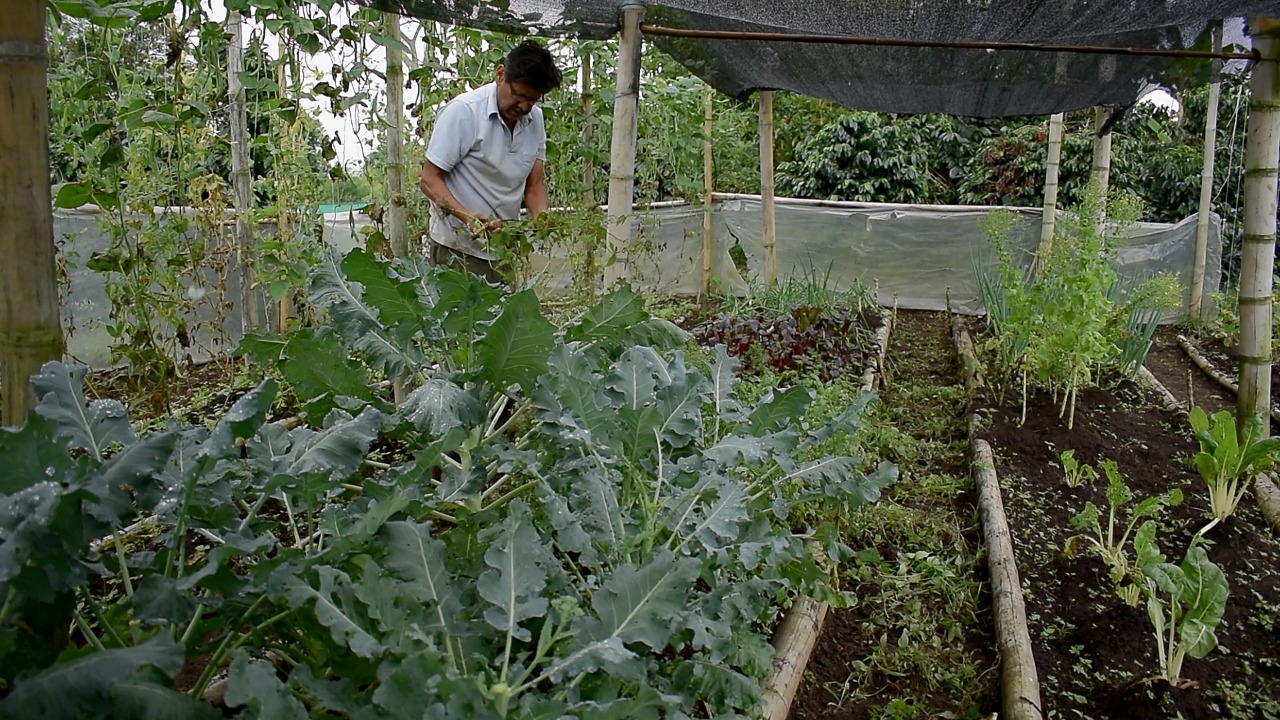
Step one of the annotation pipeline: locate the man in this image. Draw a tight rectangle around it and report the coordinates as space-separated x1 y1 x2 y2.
419 40 562 284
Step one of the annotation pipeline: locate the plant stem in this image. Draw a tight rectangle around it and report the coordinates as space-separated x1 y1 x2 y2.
481 480 539 514
191 595 267 699
73 605 107 652
0 587 14 628
363 459 391 471
80 589 127 649
181 604 207 647
112 532 135 600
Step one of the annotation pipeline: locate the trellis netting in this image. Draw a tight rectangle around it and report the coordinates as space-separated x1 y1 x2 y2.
352 0 1269 117
55 199 1219 369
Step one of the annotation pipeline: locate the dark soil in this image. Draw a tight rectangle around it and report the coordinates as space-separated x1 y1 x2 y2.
789 310 1000 720
971 321 1280 719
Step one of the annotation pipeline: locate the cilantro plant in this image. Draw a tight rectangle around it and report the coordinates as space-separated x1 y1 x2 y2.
1188 406 1280 531
1134 532 1229 686
975 188 1182 428
0 248 896 719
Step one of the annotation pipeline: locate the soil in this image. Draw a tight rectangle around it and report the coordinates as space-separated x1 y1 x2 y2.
789 310 1000 720
970 320 1280 719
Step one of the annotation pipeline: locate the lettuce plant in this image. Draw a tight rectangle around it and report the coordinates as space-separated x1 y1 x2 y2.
1189 406 1280 530
1134 530 1228 685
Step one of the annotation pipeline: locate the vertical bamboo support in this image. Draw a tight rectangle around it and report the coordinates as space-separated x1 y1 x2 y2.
227 12 258 335
275 35 292 334
1037 112 1065 272
1091 107 1113 233
1192 22 1224 319
1239 21 1279 436
604 3 645 288
385 13 407 259
1 0 63 427
759 90 777 286
579 47 598 296
701 84 714 297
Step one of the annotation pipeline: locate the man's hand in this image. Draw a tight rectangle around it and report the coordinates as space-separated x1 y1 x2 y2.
466 215 504 237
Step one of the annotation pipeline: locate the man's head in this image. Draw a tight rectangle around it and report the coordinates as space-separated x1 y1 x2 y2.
495 40 562 123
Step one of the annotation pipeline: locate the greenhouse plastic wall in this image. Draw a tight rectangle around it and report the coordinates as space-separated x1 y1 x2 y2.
55 196 1220 369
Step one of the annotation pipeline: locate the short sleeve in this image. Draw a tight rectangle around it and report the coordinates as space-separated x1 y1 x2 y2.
426 100 474 172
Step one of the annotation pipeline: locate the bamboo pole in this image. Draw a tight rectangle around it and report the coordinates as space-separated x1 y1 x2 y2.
226 12 258 336
1037 113 1065 272
1091 107 1112 233
1239 21 1279 437
385 13 407 260
579 46 598 296
701 84 714 297
384 13 409 405
0 0 63 427
759 90 777 286
1191 22 1224 320
604 4 645 288
275 35 293 334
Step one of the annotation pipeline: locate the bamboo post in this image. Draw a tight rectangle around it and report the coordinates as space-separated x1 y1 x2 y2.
226 12 258 336
384 12 409 405
0 0 63 427
579 46 598 296
759 90 777 286
275 35 293 334
1191 22 1224 320
701 84 714 297
1037 112 1065 272
604 3 645 288
1239 20 1279 437
1091 107 1112 232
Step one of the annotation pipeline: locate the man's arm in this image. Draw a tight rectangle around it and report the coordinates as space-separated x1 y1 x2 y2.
420 161 500 233
523 158 549 216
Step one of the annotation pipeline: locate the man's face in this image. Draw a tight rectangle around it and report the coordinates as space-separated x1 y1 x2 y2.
495 65 543 123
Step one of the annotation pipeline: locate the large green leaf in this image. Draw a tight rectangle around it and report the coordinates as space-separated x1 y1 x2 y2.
746 385 812 435
311 247 417 378
430 267 502 337
581 550 699 651
476 500 550 642
379 521 462 635
100 432 178 509
282 566 384 659
563 284 647 347
31 362 135 461
225 651 310 720
201 379 278 462
341 248 426 342
665 477 748 553
0 413 79 496
653 352 708 449
107 678 220 720
1177 544 1227 659
476 290 556 394
398 379 485 437
0 635 185 719
278 329 375 420
277 407 380 480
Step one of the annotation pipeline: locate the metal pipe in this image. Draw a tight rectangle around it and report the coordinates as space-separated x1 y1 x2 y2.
639 24 1259 62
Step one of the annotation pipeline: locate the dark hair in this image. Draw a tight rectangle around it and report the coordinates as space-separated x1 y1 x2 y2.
503 40 562 93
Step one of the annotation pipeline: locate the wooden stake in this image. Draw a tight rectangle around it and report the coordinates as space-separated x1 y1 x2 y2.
1239 21 1279 437
1091 106 1112 233
701 84 714 297
227 12 258 335
385 13 407 260
0 0 63 427
760 90 777 286
604 4 645 288
1192 22 1223 319
580 49 596 208
276 36 292 334
1037 112 1065 273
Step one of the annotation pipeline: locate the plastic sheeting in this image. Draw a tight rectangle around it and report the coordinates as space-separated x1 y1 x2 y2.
55 197 1218 370
354 0 1268 117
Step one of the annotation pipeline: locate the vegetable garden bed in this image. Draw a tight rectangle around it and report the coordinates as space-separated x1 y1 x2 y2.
963 320 1280 720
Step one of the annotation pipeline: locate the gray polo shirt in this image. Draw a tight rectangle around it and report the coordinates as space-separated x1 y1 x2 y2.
425 82 546 260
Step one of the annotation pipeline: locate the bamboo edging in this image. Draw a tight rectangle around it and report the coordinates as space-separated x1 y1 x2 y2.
1176 335 1280 426
759 309 893 720
951 317 1044 720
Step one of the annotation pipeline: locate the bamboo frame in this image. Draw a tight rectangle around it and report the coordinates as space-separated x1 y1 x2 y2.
1037 113 1065 271
1091 106 1112 232
759 90 777 286
385 13 407 260
701 84 714 297
226 12 258 335
637 23 1259 61
580 48 598 295
1239 23 1279 436
0 0 62 427
1191 23 1223 319
604 4 645 288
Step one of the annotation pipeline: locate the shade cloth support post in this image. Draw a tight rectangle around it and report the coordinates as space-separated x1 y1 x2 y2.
702 84 714 297
605 3 645 288
760 90 777 286
1192 21 1224 319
